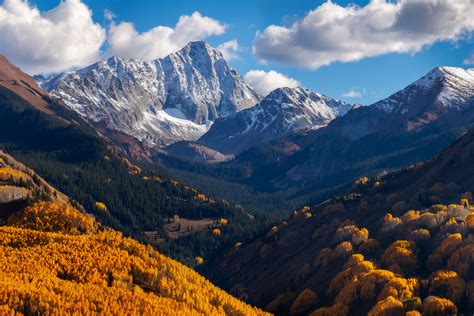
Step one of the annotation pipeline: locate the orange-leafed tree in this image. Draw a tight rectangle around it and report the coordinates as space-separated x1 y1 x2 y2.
427 234 462 270
428 270 466 304
423 296 457 316
290 288 318 315
381 240 418 276
7 201 97 234
367 296 404 316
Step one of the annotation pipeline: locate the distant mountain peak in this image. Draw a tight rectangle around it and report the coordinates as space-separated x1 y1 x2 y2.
198 86 351 154
267 87 315 100
414 66 474 88
265 87 350 114
106 55 123 64
265 87 303 103
184 41 225 59
375 66 474 113
166 41 229 78
184 40 215 53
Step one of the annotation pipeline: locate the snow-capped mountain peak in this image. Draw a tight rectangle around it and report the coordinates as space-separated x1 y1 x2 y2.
273 87 350 125
375 66 474 113
182 41 225 61
413 66 474 108
198 87 352 154
414 66 474 90
37 41 261 146
262 87 352 124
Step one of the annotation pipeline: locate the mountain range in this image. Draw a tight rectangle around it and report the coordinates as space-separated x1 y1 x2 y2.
37 41 261 146
145 63 474 216
36 41 359 158
218 67 474 193
270 66 474 187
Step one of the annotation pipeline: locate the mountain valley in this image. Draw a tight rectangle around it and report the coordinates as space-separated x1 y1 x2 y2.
0 12 473 314
157 66 474 214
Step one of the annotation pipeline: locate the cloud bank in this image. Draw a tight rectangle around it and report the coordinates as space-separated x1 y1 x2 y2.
0 0 106 74
342 89 361 98
253 0 474 69
0 1 228 73
217 39 239 61
107 11 226 60
244 70 299 96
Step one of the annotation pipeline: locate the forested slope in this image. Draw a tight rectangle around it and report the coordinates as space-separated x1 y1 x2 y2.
214 129 474 315
0 150 268 315
0 55 274 264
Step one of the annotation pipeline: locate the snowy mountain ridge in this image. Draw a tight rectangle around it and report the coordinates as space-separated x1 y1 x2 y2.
37 41 261 146
198 86 352 154
375 66 474 113
245 87 352 133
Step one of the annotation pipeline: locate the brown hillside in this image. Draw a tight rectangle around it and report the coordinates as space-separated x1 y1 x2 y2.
0 54 52 114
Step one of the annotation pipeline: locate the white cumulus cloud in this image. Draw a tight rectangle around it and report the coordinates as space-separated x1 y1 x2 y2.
244 70 299 96
217 39 239 61
464 53 474 65
342 88 366 98
0 0 106 74
342 90 361 98
107 11 226 60
254 0 474 69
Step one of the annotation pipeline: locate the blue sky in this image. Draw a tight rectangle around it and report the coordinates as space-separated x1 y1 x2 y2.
2 0 474 105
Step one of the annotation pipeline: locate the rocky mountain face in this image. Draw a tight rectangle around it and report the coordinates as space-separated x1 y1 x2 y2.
163 141 232 163
335 66 474 141
37 41 261 146
198 87 352 154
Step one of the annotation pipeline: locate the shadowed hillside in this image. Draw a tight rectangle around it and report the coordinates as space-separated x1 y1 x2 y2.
213 128 474 315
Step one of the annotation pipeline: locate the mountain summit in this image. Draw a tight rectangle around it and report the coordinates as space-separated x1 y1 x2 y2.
375 66 474 114
37 41 261 146
198 87 352 154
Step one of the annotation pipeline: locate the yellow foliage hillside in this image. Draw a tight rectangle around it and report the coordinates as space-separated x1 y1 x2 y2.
0 204 267 315
0 167 28 182
308 196 473 316
7 201 98 234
